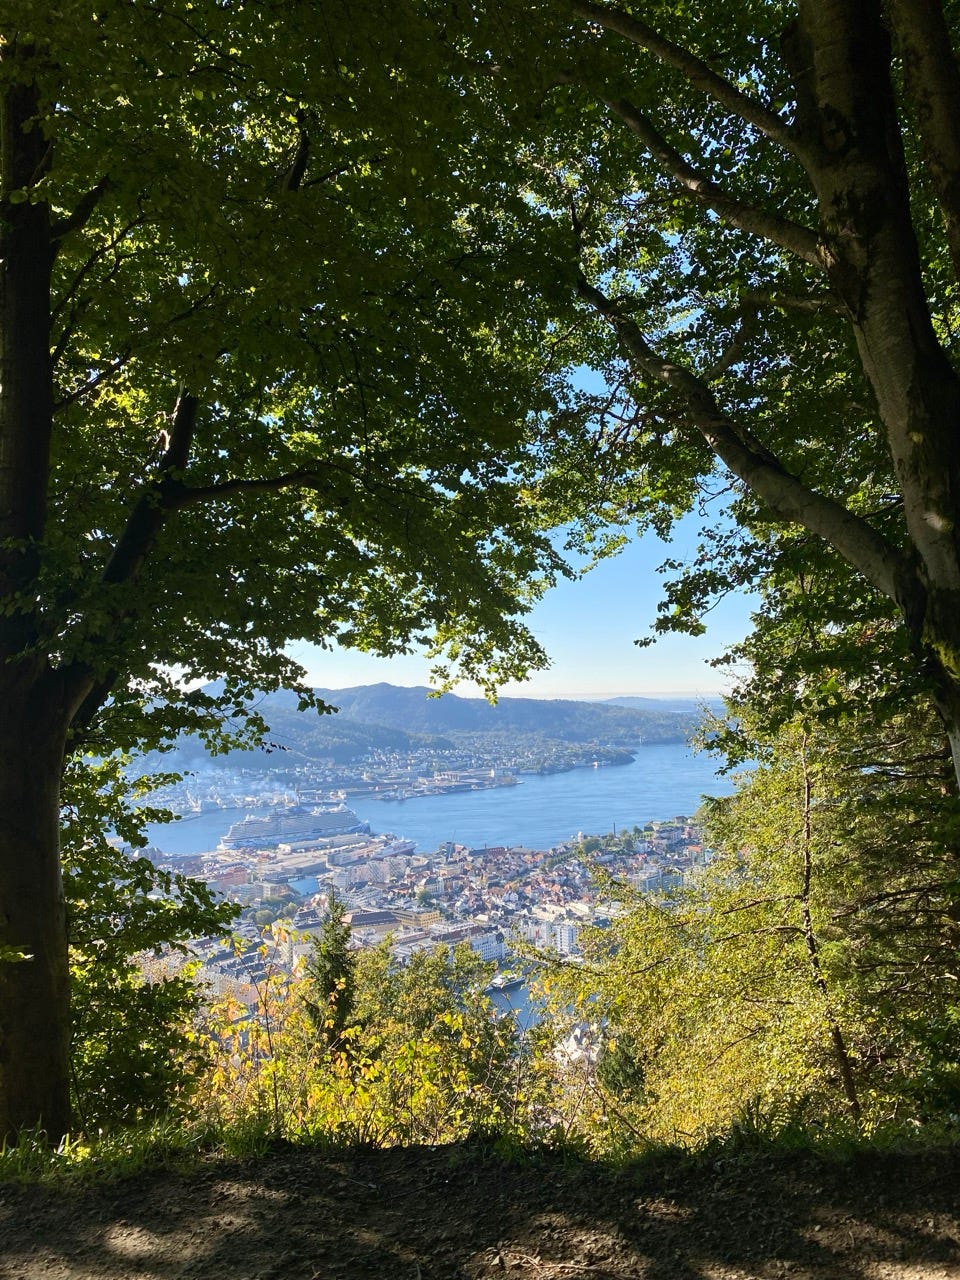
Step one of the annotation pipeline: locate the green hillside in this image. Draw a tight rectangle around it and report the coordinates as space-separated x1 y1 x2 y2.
301 683 699 743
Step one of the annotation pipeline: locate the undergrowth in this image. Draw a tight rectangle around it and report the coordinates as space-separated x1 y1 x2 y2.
2 1104 956 1187
6 925 957 1185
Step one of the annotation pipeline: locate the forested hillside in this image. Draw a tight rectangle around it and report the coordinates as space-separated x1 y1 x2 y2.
149 684 698 769
156 693 456 768
307 684 696 741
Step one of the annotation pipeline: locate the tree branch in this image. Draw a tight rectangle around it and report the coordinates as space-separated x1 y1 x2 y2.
92 387 198 587
62 388 199 724
577 275 916 609
51 216 142 324
704 304 759 381
281 109 310 193
601 94 825 266
163 467 337 509
55 285 217 404
886 0 960 283
155 385 196 474
740 289 841 315
53 351 132 410
50 176 112 255
570 0 803 156
704 290 842 379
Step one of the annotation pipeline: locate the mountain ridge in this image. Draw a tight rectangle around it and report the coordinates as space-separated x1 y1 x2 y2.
285 682 701 742
160 682 704 767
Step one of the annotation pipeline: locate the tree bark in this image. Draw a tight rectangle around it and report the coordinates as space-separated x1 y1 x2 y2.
0 43 53 653
0 43 73 1140
794 0 960 784
0 695 71 1140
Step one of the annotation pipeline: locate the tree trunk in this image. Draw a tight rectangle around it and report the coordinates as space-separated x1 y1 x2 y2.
0 43 71 1140
791 2 960 788
0 703 71 1141
798 741 861 1123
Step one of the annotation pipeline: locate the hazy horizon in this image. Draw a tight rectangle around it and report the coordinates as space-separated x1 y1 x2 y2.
301 680 726 702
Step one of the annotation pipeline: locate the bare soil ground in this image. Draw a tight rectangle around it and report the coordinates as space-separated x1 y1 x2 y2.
1 1141 958 1280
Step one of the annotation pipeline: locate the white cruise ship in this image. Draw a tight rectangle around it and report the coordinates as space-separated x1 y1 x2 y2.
218 804 368 850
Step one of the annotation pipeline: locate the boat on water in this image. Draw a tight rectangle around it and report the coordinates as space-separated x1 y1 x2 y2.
381 837 416 858
218 803 368 850
487 971 524 993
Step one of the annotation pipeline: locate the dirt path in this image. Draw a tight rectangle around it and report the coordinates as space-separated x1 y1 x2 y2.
1 1142 958 1279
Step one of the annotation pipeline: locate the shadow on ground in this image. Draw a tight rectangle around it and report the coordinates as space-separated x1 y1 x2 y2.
1 1141 958 1279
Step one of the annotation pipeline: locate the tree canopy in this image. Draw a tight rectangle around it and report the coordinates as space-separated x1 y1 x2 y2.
7 0 960 1142
5 0 576 721
0 0 580 1138
478 0 960 789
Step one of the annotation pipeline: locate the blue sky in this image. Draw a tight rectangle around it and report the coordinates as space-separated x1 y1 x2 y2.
289 510 756 699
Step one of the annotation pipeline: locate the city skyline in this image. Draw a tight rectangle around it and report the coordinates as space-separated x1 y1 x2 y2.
289 511 755 700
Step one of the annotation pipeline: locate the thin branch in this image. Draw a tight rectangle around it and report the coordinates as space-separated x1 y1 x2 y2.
707 925 805 946
703 1025 765 1071
53 351 131 410
799 739 862 1121
53 286 216 406
577 275 916 609
570 0 802 156
51 216 142 322
713 893 800 917
301 163 354 189
50 176 112 253
601 94 825 266
163 467 337 509
704 304 758 381
705 289 842 379
161 284 220 330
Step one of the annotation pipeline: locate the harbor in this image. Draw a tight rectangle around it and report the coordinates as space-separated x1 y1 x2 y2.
141 740 735 858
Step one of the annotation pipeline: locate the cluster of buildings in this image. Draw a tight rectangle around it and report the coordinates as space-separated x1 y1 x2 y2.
141 802 709 1006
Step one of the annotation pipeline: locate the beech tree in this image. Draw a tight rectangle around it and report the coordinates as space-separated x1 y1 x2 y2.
10 0 960 1145
0 3 573 1140
559 699 960 1146
490 1 960 783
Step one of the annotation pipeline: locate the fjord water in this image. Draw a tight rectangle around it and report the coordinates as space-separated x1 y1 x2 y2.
143 741 739 856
